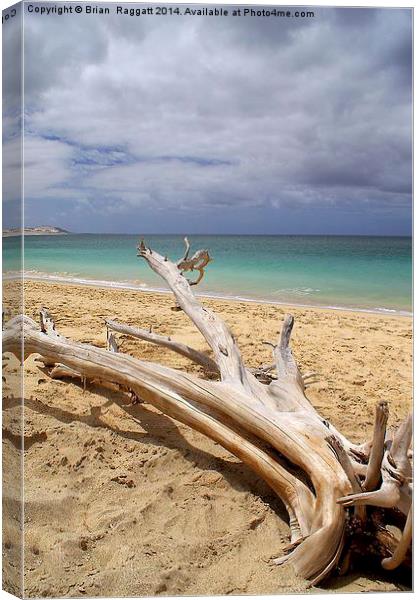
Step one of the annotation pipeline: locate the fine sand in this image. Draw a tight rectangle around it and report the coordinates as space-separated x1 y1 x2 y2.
2 280 412 596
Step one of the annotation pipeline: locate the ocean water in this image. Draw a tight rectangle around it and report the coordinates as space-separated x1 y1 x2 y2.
2 234 412 314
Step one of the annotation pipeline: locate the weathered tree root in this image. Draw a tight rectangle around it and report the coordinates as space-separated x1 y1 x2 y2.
2 240 412 586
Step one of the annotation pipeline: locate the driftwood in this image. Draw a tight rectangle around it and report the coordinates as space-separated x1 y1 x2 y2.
176 236 212 286
2 239 412 586
105 318 218 373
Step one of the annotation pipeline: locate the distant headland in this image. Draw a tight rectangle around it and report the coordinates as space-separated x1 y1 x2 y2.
3 226 70 237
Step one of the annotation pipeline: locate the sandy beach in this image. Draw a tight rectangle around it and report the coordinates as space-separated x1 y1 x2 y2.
2 280 412 596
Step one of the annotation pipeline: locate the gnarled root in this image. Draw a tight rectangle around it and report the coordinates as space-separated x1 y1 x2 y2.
3 238 412 586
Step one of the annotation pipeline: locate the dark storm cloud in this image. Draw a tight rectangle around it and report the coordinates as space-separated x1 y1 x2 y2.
4 3 412 234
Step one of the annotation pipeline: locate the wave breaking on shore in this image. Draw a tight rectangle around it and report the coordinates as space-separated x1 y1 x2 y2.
4 271 412 317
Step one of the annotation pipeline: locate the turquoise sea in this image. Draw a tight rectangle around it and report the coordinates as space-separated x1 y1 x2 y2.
3 234 412 315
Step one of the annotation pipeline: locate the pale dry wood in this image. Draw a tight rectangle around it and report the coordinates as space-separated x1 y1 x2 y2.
267 315 318 413
176 236 212 286
3 238 411 585
337 414 412 516
138 240 254 392
5 312 345 582
364 401 389 491
49 364 81 379
106 330 119 353
3 315 315 541
381 507 412 570
48 363 122 394
40 307 58 336
327 435 366 523
106 318 281 384
106 318 218 373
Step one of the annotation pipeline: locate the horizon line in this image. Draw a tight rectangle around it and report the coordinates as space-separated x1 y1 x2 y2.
59 232 413 237
10 232 412 238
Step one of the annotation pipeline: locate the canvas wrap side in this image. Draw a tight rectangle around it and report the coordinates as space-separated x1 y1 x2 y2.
2 2 24 597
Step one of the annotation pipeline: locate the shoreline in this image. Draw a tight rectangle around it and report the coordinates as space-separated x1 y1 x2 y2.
4 272 412 318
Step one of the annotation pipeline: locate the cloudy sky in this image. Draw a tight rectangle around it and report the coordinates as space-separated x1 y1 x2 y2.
3 3 412 234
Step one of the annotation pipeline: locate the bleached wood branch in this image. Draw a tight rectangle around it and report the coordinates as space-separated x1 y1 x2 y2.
176 236 212 286
364 401 389 492
105 318 218 373
381 507 412 570
138 239 252 390
337 414 412 516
